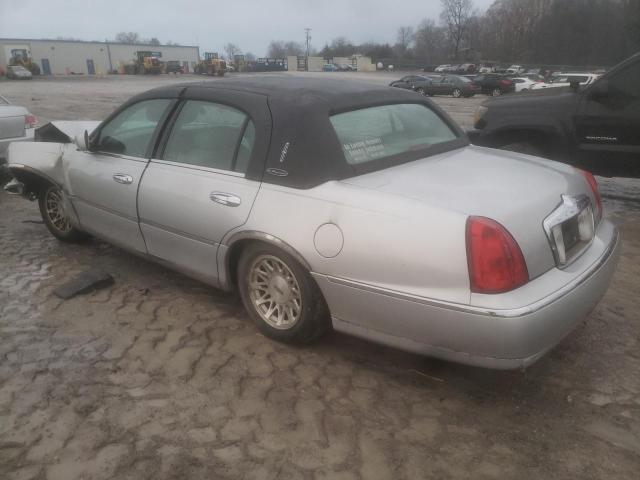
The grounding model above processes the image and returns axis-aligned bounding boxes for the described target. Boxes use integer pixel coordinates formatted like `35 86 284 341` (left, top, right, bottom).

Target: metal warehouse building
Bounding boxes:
0 38 200 75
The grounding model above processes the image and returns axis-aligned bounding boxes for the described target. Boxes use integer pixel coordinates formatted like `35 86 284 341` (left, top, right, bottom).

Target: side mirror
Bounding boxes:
74 130 89 151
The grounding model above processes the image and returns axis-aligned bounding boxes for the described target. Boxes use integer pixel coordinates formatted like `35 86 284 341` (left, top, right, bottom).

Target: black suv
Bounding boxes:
469 52 640 177
472 74 515 96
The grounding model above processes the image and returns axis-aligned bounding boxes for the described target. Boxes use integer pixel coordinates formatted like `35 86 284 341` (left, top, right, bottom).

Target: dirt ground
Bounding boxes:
0 74 639 480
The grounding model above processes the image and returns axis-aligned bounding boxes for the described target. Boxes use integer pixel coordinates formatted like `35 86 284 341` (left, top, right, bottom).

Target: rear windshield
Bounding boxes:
330 104 458 165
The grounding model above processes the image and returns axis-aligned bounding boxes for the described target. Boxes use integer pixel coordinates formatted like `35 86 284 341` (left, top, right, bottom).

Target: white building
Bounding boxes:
0 38 200 75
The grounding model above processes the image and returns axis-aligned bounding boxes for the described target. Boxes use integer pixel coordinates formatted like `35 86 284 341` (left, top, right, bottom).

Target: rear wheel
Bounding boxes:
238 243 330 344
452 88 462 98
38 185 87 242
415 87 426 96
491 87 502 97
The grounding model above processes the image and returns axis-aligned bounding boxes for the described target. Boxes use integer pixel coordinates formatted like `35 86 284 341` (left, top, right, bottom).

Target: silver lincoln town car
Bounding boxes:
5 77 620 369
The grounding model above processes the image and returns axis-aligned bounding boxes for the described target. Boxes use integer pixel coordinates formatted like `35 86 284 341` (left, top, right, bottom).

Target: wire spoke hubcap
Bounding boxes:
249 255 302 330
45 188 71 233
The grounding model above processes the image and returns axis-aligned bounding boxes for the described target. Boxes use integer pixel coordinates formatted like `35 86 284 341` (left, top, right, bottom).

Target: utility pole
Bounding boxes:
304 28 311 71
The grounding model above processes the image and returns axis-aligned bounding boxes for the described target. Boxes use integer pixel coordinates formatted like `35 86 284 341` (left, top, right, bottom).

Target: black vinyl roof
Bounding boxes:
131 76 469 189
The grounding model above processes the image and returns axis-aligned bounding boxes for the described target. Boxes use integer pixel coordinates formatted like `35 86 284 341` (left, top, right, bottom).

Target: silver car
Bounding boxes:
0 94 36 174
5 78 620 369
5 65 33 80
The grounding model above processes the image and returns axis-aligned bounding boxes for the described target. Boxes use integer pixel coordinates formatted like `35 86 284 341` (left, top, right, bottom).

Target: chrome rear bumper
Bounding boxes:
313 220 620 369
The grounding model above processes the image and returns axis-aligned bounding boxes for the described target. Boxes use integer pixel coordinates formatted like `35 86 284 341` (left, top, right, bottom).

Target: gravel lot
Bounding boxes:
1 74 639 480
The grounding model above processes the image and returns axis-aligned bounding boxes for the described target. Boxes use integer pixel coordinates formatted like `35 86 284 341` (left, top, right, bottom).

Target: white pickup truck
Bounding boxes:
531 73 600 91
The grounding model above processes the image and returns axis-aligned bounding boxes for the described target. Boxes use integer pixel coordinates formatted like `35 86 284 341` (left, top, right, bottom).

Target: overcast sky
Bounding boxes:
0 0 495 56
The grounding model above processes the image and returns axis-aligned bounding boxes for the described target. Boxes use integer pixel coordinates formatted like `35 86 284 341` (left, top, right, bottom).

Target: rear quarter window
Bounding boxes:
330 104 458 165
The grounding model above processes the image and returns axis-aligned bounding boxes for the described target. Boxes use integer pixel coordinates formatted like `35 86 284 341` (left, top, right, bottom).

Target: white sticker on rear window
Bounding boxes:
343 137 386 163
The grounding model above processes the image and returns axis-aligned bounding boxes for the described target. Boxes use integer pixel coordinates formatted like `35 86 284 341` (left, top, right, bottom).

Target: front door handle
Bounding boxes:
113 173 133 185
210 192 241 207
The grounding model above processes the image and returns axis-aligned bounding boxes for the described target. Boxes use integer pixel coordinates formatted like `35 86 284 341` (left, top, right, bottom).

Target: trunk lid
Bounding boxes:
341 145 594 278
0 106 27 140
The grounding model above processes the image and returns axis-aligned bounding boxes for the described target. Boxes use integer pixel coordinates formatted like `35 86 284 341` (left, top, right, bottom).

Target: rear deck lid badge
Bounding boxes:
266 168 289 177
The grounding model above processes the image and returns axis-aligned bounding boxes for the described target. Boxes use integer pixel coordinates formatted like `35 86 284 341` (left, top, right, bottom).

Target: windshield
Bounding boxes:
330 103 458 166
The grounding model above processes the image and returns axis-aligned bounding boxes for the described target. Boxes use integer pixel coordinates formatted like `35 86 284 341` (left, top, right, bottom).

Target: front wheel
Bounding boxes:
452 88 462 98
415 87 426 96
38 185 87 242
491 87 502 97
238 243 330 344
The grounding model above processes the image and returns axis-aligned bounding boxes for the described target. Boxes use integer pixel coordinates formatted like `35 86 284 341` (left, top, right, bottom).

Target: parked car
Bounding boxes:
434 64 451 72
455 63 477 74
322 64 339 72
4 77 619 369
510 77 539 92
506 64 525 75
426 75 480 97
336 64 355 71
472 74 515 96
531 73 600 91
0 94 36 177
6 65 33 80
165 61 184 74
389 75 433 93
469 52 640 177
391 75 479 97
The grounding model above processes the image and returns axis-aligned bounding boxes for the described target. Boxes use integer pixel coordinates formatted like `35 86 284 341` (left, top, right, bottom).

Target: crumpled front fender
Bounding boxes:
7 141 66 187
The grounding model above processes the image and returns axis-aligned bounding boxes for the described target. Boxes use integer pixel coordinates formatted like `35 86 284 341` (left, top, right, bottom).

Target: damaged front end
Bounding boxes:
4 177 27 196
3 120 100 200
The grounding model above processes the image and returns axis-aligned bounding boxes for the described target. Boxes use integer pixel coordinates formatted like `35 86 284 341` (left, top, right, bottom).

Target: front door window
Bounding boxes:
96 99 171 157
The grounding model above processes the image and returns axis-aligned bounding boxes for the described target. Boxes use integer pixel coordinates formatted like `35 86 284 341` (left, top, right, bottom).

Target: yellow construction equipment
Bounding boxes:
135 51 164 74
194 52 226 76
8 49 40 75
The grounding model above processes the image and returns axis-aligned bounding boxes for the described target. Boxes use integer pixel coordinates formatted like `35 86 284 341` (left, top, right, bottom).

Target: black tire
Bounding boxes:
238 242 330 344
415 87 426 96
491 87 502 97
501 142 545 158
452 88 462 98
38 185 87 243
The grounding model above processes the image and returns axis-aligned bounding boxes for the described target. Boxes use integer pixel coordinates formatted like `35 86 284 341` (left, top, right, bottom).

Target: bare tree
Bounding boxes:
440 0 473 59
148 37 161 46
395 26 415 57
115 32 140 44
223 43 241 61
414 19 448 63
267 41 304 58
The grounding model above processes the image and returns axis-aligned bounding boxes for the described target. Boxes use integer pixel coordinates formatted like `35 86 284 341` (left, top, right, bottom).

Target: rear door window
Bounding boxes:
330 104 458 165
162 100 254 174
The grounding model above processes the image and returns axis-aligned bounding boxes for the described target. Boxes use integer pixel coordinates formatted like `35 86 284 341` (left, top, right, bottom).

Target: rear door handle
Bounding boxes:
210 192 241 207
113 173 133 185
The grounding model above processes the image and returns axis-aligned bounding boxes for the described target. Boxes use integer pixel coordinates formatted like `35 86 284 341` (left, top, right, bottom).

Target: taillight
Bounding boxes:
466 217 529 294
579 169 602 220
25 113 37 129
